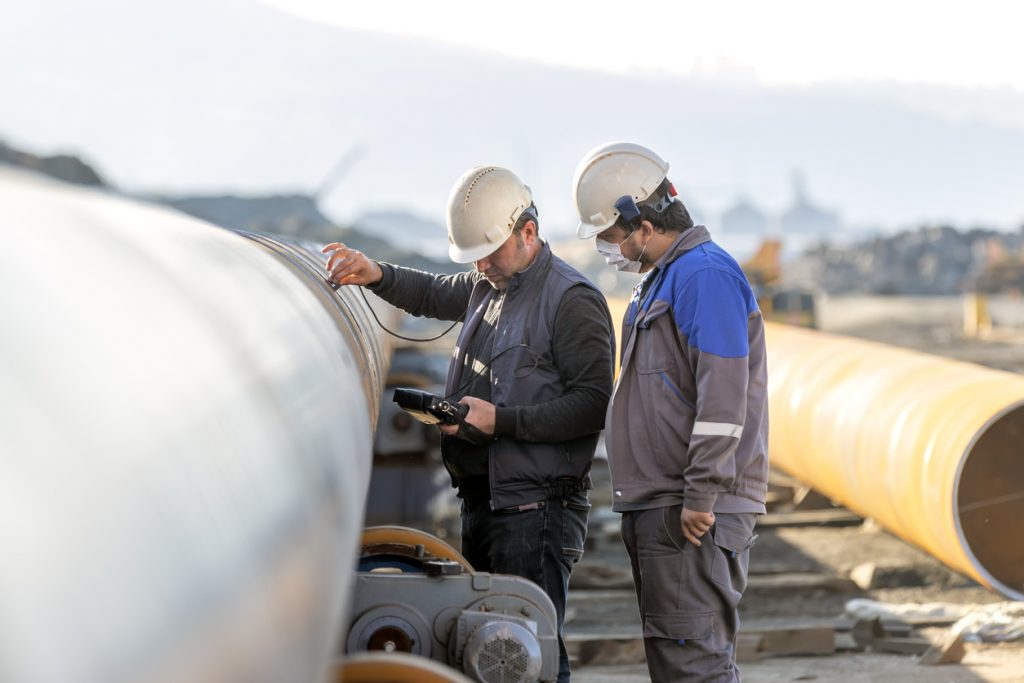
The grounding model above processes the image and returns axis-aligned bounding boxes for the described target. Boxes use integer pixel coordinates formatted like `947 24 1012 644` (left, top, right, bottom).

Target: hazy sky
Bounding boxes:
2 0 1023 237
263 0 1024 90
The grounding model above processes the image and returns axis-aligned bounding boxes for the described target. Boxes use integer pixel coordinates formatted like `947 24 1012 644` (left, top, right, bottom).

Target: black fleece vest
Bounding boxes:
444 243 601 510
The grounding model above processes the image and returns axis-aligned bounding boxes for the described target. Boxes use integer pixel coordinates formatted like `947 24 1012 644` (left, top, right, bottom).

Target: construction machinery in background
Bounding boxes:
963 237 1024 342
367 344 461 539
742 238 818 328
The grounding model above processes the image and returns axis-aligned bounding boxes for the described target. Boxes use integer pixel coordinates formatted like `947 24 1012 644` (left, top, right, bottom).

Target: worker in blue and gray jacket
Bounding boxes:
573 142 769 683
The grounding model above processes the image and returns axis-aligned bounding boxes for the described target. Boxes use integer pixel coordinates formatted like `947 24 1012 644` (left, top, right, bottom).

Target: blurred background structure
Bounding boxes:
3 1 1024 681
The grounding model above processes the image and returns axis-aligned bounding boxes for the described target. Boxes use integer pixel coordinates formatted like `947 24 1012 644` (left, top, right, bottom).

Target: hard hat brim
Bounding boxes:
576 219 613 240
449 240 503 264
572 141 670 240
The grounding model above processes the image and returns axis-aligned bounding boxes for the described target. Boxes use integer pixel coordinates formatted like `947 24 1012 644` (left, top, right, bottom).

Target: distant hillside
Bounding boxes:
0 140 107 187
160 193 460 274
352 210 449 259
158 194 334 238
0 137 457 273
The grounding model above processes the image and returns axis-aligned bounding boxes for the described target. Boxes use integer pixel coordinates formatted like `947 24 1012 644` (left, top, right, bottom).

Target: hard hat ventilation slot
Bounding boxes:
463 168 496 209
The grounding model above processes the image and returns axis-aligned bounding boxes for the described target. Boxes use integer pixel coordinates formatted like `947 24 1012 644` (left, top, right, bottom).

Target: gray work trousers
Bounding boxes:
621 505 757 683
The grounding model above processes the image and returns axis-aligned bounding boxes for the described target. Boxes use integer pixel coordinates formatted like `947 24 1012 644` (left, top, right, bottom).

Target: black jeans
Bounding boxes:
461 491 590 683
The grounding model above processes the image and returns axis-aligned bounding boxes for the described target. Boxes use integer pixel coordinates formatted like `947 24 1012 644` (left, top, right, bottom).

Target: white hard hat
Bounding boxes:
572 142 670 238
446 166 533 264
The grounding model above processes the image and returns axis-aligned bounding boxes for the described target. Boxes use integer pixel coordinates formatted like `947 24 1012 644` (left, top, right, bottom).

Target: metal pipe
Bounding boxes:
0 168 391 682
765 322 1024 600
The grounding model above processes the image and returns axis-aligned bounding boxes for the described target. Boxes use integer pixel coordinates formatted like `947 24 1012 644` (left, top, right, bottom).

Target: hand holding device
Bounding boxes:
392 388 469 426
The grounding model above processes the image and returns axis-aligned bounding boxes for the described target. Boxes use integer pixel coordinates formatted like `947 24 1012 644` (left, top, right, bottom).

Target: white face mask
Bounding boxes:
596 235 647 273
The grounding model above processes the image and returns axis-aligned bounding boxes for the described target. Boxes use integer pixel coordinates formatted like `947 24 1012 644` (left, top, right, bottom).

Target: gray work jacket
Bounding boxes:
607 226 769 514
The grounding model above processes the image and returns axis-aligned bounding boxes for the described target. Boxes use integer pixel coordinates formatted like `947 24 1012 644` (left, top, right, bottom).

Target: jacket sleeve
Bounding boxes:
493 285 615 442
367 262 481 321
674 267 757 512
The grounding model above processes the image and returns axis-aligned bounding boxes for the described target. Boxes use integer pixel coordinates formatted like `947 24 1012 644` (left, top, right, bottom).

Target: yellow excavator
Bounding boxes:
742 238 816 328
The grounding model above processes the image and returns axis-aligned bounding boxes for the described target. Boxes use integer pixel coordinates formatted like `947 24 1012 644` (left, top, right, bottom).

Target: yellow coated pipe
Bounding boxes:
765 322 1024 599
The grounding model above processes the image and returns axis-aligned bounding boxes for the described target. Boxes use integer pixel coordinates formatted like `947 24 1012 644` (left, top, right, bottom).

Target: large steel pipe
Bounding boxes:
0 169 390 682
766 322 1024 600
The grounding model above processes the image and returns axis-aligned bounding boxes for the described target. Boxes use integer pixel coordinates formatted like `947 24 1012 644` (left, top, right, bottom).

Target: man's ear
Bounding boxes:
521 220 538 244
638 219 656 236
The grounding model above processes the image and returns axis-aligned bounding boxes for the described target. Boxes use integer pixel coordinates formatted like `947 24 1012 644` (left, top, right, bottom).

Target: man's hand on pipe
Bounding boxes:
322 243 383 286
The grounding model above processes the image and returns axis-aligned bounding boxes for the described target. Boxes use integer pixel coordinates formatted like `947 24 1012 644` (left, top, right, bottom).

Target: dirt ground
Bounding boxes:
569 493 1024 681
573 646 1024 683
570 295 1024 682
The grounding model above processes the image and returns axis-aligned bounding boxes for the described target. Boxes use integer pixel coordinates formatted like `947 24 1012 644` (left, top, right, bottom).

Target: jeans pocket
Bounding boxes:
560 495 590 566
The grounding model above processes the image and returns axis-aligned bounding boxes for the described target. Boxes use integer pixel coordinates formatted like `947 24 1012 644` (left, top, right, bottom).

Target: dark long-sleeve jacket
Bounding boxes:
370 241 615 508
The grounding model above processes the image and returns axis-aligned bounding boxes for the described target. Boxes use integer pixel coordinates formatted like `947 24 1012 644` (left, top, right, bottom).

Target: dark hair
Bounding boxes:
512 202 540 236
615 179 693 234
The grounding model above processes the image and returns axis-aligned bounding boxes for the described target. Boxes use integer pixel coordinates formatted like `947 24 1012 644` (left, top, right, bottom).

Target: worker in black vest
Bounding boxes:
324 165 615 682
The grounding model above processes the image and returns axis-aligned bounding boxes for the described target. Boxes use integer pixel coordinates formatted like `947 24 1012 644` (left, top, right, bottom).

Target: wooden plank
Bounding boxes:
919 630 966 665
569 562 633 590
747 572 860 594
748 561 823 575
756 509 864 528
872 637 932 655
566 619 840 663
880 622 913 637
754 625 836 656
737 620 841 657
567 635 646 666
736 634 763 663
572 565 858 592
566 589 638 602
883 614 961 627
849 562 879 590
848 562 929 589
834 632 860 651
837 613 961 629
792 486 836 511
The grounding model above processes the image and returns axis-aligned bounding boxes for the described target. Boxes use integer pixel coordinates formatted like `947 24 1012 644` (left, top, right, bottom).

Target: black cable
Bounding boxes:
259 238 461 342
331 281 463 342
356 284 460 339
330 275 551 396
442 343 553 401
